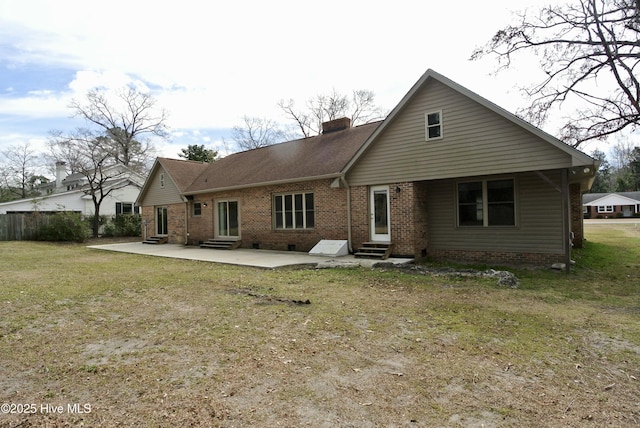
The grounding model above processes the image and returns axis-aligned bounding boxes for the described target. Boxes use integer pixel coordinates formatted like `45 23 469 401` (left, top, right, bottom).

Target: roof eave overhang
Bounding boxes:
183 173 343 196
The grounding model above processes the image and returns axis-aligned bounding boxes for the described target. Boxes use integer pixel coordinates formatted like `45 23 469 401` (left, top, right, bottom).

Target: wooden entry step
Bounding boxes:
142 236 168 245
354 242 394 260
200 239 242 250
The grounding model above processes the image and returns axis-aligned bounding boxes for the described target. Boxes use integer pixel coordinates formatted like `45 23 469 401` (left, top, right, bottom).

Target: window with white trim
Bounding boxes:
273 192 314 229
425 110 442 140
597 205 614 213
115 202 139 216
458 179 515 227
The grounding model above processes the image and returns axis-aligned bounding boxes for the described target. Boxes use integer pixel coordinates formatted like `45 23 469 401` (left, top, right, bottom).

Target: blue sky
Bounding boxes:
1 0 574 175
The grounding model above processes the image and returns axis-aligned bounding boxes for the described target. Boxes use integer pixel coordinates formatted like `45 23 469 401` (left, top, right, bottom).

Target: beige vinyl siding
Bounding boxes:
427 171 564 254
138 166 184 206
347 79 572 186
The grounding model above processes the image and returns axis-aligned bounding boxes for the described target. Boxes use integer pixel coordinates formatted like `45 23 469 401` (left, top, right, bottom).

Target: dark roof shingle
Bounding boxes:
185 121 381 194
158 157 209 192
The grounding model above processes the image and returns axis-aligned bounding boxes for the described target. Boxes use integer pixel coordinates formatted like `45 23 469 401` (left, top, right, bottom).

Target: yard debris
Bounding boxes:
229 288 311 305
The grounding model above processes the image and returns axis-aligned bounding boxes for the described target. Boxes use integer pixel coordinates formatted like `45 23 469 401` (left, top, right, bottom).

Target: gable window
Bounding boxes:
160 173 165 188
425 110 442 140
597 205 614 213
193 202 202 216
458 179 515 227
273 192 314 229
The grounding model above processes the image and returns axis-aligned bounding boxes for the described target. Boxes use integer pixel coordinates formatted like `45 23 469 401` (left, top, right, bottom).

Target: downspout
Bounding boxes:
536 170 571 273
561 169 571 274
341 176 353 253
184 198 189 246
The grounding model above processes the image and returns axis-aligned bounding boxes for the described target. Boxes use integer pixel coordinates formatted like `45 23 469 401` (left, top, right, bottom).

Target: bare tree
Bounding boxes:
67 86 168 171
49 130 129 238
610 138 637 169
471 0 640 146
0 142 45 200
226 116 292 151
278 89 386 138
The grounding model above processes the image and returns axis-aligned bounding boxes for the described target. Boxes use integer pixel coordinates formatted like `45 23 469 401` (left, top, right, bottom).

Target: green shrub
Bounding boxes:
36 212 90 243
102 214 141 237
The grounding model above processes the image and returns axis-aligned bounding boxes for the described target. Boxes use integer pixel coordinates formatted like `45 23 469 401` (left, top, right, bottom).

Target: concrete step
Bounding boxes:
200 239 241 250
142 236 168 245
355 242 394 260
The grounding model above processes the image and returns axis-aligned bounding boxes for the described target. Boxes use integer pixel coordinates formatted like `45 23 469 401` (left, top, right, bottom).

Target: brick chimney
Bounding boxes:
322 117 351 134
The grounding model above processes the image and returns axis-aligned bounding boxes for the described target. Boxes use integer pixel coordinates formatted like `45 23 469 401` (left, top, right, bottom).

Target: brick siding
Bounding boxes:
187 179 349 252
350 182 429 258
570 183 584 249
140 203 187 244
143 177 579 267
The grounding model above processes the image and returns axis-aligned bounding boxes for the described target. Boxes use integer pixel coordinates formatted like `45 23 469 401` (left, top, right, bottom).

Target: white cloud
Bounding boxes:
0 0 595 156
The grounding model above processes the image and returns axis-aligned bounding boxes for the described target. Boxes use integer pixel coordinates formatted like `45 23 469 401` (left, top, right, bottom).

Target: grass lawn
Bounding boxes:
0 223 639 427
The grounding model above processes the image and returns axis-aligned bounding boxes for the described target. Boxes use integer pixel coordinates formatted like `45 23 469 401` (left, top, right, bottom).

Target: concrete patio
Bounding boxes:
87 242 414 269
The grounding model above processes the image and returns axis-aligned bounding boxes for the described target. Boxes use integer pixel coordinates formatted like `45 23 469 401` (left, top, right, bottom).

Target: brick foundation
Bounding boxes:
427 248 564 267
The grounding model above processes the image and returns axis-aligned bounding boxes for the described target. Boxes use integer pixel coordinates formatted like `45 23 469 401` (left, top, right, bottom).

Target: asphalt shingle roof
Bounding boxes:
184 121 382 194
157 157 210 192
583 191 640 203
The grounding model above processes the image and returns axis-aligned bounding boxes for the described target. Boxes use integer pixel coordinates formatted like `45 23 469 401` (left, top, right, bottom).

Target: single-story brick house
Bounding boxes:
583 192 640 218
137 69 598 266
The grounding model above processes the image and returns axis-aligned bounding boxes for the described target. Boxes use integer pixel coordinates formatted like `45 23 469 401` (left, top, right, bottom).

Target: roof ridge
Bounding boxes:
224 120 385 157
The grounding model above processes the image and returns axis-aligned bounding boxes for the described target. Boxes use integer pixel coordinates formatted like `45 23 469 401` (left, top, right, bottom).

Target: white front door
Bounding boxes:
370 186 391 242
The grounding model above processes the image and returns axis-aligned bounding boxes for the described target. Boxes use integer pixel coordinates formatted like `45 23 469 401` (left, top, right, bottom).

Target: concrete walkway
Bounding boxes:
87 242 414 269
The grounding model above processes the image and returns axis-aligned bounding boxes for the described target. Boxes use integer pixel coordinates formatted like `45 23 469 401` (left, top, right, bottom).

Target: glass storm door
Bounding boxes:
156 207 168 236
217 200 239 238
370 186 391 241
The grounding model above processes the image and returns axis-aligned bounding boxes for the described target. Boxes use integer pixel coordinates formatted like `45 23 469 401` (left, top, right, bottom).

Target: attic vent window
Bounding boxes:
425 110 442 140
160 173 165 188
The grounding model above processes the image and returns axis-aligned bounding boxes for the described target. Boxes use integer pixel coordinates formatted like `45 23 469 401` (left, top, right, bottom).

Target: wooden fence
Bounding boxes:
0 213 52 241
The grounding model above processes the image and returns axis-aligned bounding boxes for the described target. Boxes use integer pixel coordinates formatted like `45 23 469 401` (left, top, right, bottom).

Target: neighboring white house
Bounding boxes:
0 162 145 215
583 192 640 218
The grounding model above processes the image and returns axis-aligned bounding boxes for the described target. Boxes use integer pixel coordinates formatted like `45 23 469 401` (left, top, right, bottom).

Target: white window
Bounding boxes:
273 192 315 229
115 202 138 215
425 110 443 140
160 173 165 188
597 205 614 213
458 179 515 227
